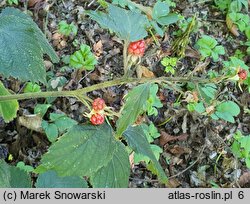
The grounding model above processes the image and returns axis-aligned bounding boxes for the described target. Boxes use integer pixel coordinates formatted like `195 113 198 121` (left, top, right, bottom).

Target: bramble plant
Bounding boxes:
58 20 78 37
0 1 249 188
7 0 18 5
161 57 177 74
195 35 225 61
231 131 250 169
69 44 97 70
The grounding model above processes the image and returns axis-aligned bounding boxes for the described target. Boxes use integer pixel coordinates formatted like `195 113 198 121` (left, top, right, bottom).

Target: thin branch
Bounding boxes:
0 76 214 102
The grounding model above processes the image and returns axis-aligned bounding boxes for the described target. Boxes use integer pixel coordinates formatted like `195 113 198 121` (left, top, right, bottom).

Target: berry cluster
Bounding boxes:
128 40 145 57
89 98 106 125
238 68 248 80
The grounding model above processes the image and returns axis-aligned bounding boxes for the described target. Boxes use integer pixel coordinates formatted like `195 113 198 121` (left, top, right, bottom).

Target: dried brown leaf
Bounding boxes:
18 115 43 133
169 145 191 155
136 66 155 78
28 0 44 7
93 40 103 57
239 172 250 186
160 131 188 146
226 15 240 37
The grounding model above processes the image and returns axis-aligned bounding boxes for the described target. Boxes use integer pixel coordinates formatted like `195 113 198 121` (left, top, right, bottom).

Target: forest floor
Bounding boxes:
0 0 250 188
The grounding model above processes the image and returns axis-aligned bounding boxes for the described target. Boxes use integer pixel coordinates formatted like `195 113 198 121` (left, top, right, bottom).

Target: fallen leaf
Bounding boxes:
160 131 188 146
165 178 181 188
239 172 250 186
93 40 103 57
129 152 135 168
169 145 191 155
18 115 43 133
136 66 155 78
28 0 44 7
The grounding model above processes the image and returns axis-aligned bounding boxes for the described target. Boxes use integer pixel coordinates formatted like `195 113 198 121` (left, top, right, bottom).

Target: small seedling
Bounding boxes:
161 57 177 74
58 21 78 37
195 35 225 61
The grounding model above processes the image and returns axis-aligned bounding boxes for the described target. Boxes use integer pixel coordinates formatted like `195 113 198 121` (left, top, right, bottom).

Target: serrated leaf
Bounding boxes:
49 113 78 133
152 2 170 20
35 123 117 177
116 83 150 136
69 44 97 70
0 81 19 122
0 160 32 188
36 170 88 188
87 4 149 41
0 8 59 84
123 125 168 183
90 142 130 187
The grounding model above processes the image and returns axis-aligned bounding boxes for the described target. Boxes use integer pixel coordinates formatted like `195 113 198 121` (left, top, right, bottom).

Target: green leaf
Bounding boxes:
199 83 217 103
87 4 149 41
134 144 162 164
23 82 41 93
35 123 117 177
0 160 32 188
70 44 97 70
150 20 164 37
240 136 250 153
36 170 88 188
152 2 170 20
195 102 206 113
49 113 78 133
90 141 130 187
54 117 78 133
123 125 168 183
214 101 240 123
42 121 59 143
155 13 179 26
16 161 34 173
34 104 51 118
0 82 19 122
116 83 150 136
216 101 240 116
0 8 59 84
215 111 235 123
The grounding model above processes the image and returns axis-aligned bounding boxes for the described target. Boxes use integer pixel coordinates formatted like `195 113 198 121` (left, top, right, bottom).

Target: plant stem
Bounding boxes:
0 77 213 102
123 40 129 75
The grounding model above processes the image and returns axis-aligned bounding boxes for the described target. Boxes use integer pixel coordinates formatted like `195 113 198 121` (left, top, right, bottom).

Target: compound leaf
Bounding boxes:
0 82 19 122
35 123 117 177
90 141 130 188
123 125 168 183
87 4 149 42
116 83 150 136
0 8 59 84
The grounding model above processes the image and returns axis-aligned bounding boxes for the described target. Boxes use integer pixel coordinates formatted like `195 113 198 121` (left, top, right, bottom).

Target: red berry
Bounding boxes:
92 98 106 111
128 40 145 57
90 113 105 125
238 69 248 80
